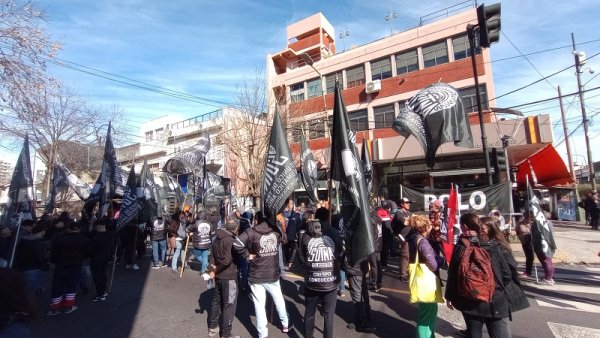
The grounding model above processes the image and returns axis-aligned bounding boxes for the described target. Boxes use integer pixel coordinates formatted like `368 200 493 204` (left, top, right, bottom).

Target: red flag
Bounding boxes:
442 184 458 262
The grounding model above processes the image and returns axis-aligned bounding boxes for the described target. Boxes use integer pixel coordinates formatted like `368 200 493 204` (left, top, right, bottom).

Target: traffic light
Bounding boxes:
477 3 501 48
490 148 507 183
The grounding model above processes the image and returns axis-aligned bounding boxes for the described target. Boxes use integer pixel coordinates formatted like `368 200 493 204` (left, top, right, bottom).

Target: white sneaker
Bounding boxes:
202 273 210 281
132 264 140 271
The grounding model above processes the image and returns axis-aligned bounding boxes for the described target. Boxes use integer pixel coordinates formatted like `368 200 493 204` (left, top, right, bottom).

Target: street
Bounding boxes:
30 223 600 338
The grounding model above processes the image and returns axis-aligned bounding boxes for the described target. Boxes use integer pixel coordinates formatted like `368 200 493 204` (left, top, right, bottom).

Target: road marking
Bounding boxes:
379 287 409 295
536 296 600 313
522 281 600 295
548 322 600 338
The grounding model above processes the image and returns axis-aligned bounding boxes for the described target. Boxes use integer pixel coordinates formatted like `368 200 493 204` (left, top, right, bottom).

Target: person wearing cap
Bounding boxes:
207 217 242 338
14 223 49 296
233 211 289 338
392 197 413 282
47 221 91 315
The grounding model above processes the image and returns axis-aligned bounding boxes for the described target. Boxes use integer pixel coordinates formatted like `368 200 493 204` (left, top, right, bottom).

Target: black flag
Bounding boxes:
330 83 374 266
526 178 557 258
392 82 473 167
2 135 35 228
261 111 298 222
116 165 141 231
44 164 67 214
55 156 92 200
361 141 373 194
163 135 211 174
300 132 319 204
139 160 161 222
83 122 123 220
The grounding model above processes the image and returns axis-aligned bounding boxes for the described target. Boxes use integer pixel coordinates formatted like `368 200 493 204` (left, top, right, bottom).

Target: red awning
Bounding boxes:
515 144 575 187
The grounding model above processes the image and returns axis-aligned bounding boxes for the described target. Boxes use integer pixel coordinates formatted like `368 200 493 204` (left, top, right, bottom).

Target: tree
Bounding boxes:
0 0 61 119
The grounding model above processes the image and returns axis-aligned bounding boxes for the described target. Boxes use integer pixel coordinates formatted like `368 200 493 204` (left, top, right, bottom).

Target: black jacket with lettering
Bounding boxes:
298 223 342 292
234 221 281 283
186 219 213 250
149 219 166 241
209 228 238 280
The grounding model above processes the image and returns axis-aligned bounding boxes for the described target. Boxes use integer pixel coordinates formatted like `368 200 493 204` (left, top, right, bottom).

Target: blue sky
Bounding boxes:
3 0 600 167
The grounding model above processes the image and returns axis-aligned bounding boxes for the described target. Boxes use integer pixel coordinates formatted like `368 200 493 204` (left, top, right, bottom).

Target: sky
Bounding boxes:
2 0 600 169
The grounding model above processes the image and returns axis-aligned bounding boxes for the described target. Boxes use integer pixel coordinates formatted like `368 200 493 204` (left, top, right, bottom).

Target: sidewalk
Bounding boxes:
510 220 600 265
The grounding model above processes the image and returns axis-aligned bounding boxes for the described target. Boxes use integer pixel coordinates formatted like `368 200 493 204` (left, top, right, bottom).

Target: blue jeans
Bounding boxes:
192 248 210 273
22 269 47 296
250 280 289 338
171 240 185 270
339 270 346 291
151 239 167 265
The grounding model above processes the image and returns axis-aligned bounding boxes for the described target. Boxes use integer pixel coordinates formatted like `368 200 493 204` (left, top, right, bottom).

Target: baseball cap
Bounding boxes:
400 197 412 204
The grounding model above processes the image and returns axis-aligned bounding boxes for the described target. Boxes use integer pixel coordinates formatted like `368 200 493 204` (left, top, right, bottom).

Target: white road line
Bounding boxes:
522 281 600 295
548 322 600 338
536 296 600 313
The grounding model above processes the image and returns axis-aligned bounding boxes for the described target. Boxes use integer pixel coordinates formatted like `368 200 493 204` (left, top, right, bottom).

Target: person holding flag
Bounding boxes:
527 179 557 285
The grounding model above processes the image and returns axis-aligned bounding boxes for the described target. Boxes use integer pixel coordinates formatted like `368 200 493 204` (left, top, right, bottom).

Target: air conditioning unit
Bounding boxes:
365 80 381 94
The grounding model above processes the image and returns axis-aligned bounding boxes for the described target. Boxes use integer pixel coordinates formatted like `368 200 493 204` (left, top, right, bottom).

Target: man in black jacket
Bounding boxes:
207 218 241 338
89 220 115 301
234 211 289 338
392 198 413 282
15 223 49 296
149 216 167 269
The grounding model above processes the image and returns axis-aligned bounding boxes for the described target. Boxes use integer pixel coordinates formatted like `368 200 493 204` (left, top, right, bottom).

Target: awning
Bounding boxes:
514 144 575 187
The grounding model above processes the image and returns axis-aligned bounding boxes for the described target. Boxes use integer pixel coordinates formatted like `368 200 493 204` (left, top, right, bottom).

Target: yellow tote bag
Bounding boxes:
409 239 444 303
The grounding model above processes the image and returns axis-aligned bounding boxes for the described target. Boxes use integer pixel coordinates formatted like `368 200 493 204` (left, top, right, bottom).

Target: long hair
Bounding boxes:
480 216 512 252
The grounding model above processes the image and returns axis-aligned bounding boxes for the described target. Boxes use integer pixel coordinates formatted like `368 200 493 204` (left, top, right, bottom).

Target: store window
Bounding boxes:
290 82 305 102
395 49 419 75
423 40 449 68
307 78 323 99
371 57 392 81
373 104 396 128
349 109 369 131
452 34 480 60
346 65 365 88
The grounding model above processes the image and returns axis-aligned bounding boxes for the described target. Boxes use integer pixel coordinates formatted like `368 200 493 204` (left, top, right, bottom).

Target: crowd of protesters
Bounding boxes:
0 193 551 338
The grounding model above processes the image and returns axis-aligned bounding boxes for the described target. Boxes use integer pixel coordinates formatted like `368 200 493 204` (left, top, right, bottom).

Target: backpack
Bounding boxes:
457 238 495 303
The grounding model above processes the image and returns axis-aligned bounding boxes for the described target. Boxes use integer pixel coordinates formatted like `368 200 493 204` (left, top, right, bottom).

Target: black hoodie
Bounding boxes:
298 221 342 292
209 228 238 280
234 221 281 283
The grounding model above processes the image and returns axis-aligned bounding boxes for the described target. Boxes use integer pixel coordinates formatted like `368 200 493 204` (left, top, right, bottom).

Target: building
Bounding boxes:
0 160 12 188
266 6 573 203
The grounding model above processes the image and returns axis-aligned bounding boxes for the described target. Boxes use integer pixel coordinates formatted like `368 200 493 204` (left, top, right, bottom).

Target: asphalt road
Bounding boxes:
29 247 600 338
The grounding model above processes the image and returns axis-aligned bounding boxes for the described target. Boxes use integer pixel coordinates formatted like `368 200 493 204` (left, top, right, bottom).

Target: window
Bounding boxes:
346 65 365 88
145 131 153 142
349 109 368 131
308 118 326 139
423 41 449 68
154 128 163 139
395 49 419 75
307 78 323 99
373 104 396 128
325 71 343 94
398 100 408 111
371 57 392 81
459 85 488 112
291 122 305 143
290 82 305 102
452 34 480 60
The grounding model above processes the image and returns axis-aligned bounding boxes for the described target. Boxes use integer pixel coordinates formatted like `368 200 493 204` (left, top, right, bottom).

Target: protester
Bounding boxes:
47 221 91 315
284 203 301 268
515 217 534 277
377 203 393 270
186 211 214 278
234 211 289 338
14 223 49 296
392 197 413 282
428 201 443 256
0 226 13 268
445 213 514 338
238 210 254 293
298 220 342 338
343 254 375 333
368 208 384 292
168 211 188 273
531 217 556 285
149 216 167 269
89 220 115 302
488 209 509 234
0 268 37 338
408 215 443 338
207 218 241 338
118 223 139 271
590 190 600 230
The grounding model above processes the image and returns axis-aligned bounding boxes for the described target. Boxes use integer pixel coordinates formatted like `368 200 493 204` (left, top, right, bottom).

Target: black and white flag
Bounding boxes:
261 111 298 222
116 165 141 231
44 163 67 214
527 177 557 258
361 141 373 194
392 82 473 167
55 156 92 201
300 132 319 204
330 83 374 266
203 171 222 204
2 135 35 228
163 135 211 174
139 160 161 222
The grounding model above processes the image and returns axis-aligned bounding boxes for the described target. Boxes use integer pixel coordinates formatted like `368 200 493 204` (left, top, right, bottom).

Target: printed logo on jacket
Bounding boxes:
307 236 336 283
259 233 278 256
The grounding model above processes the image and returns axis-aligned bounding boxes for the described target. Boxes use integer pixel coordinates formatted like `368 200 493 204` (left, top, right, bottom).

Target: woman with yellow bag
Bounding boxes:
408 215 445 338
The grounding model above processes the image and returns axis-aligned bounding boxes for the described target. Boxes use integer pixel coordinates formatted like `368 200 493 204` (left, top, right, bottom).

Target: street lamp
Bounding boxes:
338 30 350 52
385 10 398 36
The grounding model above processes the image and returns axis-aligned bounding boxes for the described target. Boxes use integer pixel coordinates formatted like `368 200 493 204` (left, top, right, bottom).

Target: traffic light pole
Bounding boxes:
467 24 493 186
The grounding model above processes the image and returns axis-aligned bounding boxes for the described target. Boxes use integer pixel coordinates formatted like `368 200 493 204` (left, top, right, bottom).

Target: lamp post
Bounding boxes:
385 10 398 36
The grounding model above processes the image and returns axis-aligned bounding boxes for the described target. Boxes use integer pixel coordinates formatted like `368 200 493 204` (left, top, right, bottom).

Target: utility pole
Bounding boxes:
572 33 596 190
559 85 583 221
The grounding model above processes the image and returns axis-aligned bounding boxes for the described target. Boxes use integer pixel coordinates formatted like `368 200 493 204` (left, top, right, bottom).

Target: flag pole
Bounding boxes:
8 213 24 268
371 137 408 202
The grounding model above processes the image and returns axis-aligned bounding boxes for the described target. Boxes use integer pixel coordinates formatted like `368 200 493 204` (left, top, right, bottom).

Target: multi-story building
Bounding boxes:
0 160 12 188
266 7 572 202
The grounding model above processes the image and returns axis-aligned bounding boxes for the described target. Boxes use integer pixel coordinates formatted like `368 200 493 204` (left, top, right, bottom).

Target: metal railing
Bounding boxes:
419 0 476 26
